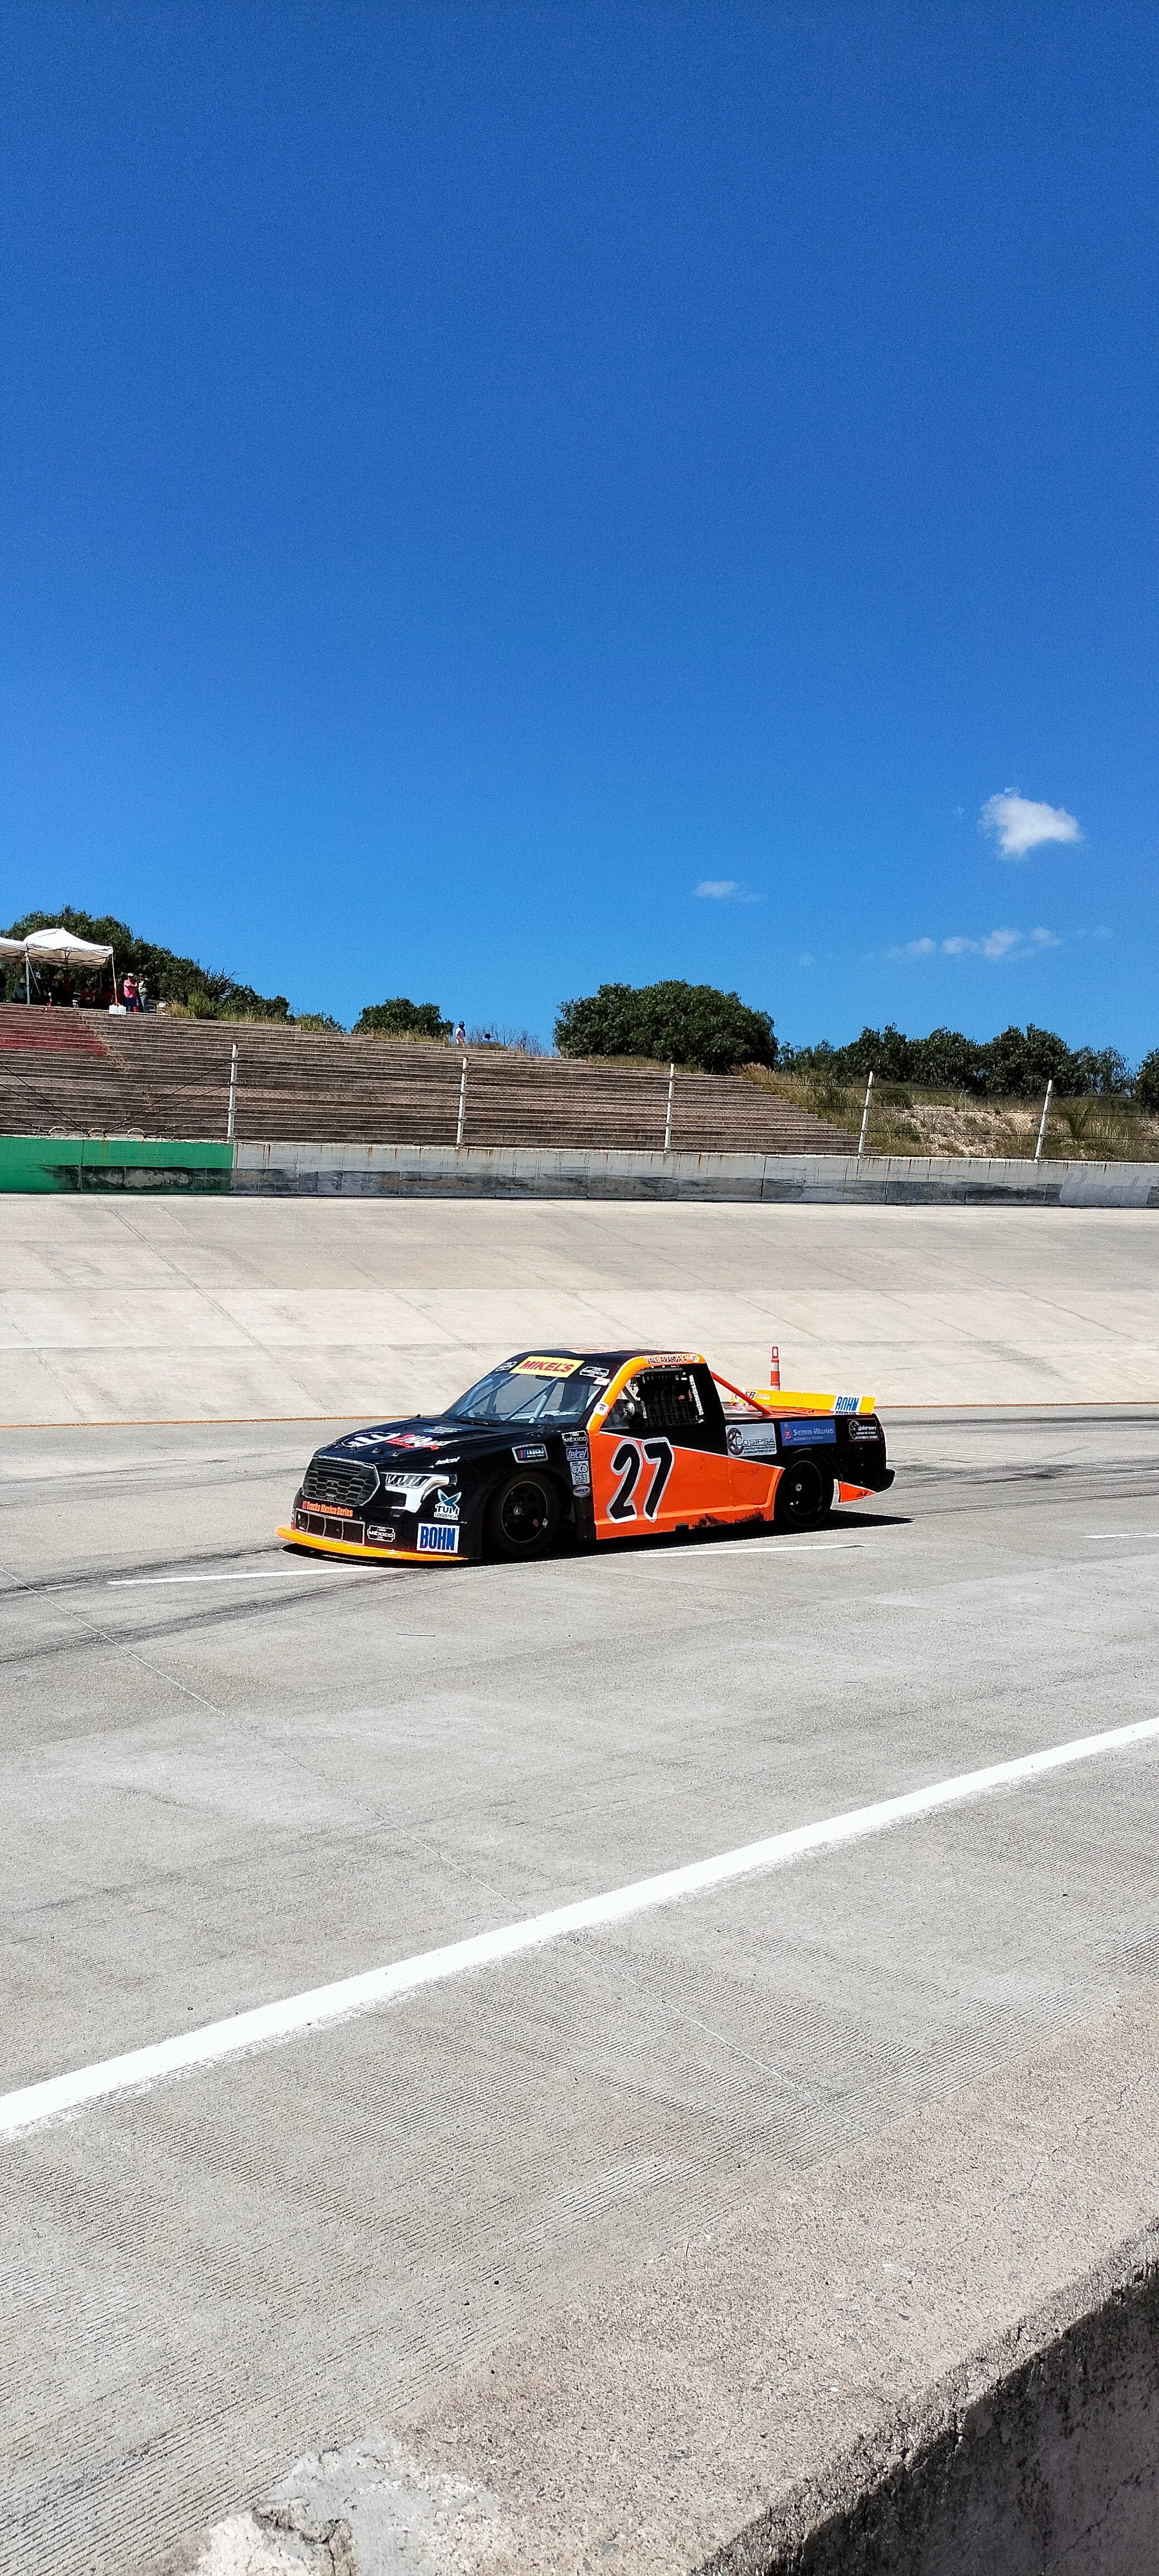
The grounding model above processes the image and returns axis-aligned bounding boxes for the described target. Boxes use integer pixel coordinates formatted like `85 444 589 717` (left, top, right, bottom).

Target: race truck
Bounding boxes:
277 1347 894 1566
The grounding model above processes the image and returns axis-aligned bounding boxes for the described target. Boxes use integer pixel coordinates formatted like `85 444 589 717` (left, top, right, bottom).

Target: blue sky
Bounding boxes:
2 3 1156 1051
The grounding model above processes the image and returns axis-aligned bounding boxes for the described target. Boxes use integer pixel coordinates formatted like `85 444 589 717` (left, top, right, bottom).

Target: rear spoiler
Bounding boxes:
745 1386 877 1417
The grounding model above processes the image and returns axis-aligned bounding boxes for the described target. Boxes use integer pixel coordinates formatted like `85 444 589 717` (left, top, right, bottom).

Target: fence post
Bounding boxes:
1034 1078 1054 1164
857 1069 874 1158
226 1043 238 1143
663 1061 675 1154
456 1052 468 1149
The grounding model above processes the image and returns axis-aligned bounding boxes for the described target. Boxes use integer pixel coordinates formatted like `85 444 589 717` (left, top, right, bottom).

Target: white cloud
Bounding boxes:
979 791 1082 859
696 878 742 899
798 951 815 967
887 926 1061 962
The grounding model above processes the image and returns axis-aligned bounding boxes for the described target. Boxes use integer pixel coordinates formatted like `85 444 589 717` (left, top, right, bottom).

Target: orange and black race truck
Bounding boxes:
278 1348 894 1566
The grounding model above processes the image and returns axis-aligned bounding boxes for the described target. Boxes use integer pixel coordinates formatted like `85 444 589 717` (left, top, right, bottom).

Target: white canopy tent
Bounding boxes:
21 928 115 964
5 926 118 1006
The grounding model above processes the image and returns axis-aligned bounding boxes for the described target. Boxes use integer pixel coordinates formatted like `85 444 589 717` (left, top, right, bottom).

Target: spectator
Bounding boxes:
453 1020 466 1046
122 973 144 1013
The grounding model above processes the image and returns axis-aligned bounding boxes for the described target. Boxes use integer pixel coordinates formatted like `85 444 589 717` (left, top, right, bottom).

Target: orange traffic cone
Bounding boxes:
769 1345 781 1389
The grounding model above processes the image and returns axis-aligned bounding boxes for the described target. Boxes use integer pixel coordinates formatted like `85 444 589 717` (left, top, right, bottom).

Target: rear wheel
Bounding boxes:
484 1471 561 1561
773 1459 833 1533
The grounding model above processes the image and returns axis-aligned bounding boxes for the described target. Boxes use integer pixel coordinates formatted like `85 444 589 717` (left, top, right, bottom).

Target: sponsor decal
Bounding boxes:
728 1425 781 1458
511 1442 549 1463
643 1352 699 1367
433 1493 461 1521
343 1432 388 1451
308 1499 354 1516
834 1394 859 1414
366 1524 397 1545
563 1436 591 1494
417 1522 460 1555
780 1417 837 1446
297 1510 365 1541
511 1355 582 1378
381 1432 442 1449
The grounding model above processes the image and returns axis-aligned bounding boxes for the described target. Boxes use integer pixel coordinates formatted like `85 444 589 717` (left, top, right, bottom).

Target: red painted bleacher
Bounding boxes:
0 1006 109 1057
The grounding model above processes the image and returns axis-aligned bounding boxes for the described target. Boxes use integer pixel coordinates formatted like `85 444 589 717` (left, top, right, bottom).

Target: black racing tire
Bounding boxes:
484 1471 561 1561
773 1458 834 1533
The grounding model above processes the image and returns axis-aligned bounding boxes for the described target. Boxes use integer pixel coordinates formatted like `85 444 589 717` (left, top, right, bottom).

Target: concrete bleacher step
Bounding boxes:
0 1012 857 1154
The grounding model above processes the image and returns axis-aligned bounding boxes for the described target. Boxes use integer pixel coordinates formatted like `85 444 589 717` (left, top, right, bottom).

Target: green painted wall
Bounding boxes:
0 1137 234 1193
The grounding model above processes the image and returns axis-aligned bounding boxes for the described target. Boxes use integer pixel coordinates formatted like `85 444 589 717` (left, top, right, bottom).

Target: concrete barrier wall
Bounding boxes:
232 1140 1159 1207
2 1134 1157 1207
0 1135 232 1192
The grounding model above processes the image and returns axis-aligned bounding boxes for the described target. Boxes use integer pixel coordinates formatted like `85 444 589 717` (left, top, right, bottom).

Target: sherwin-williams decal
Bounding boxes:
511 1356 582 1378
780 1418 837 1445
417 1523 460 1555
511 1443 549 1462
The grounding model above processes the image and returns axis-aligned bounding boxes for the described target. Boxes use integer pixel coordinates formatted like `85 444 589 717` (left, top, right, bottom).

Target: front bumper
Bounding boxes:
276 1523 468 1564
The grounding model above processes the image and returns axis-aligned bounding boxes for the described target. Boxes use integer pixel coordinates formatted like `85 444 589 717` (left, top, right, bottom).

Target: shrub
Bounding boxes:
555 980 776 1075
354 997 451 1041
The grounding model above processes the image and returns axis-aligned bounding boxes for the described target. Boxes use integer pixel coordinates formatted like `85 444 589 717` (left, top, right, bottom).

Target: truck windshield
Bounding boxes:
446 1359 607 1427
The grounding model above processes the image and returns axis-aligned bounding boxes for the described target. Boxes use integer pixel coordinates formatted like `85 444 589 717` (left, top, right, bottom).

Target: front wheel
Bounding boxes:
773 1459 833 1533
484 1471 561 1561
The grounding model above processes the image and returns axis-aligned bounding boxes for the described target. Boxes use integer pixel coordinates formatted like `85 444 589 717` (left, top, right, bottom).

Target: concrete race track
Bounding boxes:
4 1391 1159 2573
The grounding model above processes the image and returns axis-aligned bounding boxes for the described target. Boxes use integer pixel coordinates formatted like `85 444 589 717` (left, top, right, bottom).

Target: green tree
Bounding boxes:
984 1023 1076 1097
555 979 775 1074
354 996 451 1040
783 1021 1127 1100
3 907 290 1018
1135 1049 1159 1111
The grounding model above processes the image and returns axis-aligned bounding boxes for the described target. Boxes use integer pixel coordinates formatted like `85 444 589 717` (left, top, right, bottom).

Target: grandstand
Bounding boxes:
0 1008 856 1153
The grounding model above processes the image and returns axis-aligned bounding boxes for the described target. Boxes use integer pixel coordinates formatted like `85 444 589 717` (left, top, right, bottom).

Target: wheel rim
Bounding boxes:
498 1477 552 1548
779 1460 824 1524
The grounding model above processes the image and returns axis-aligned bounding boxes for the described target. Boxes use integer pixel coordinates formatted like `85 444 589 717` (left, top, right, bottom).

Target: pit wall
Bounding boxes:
0 1136 232 1192
1 1136 1156 1206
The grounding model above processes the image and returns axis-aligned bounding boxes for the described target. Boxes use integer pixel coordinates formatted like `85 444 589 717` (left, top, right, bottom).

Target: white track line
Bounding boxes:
5 1710 1159 2141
